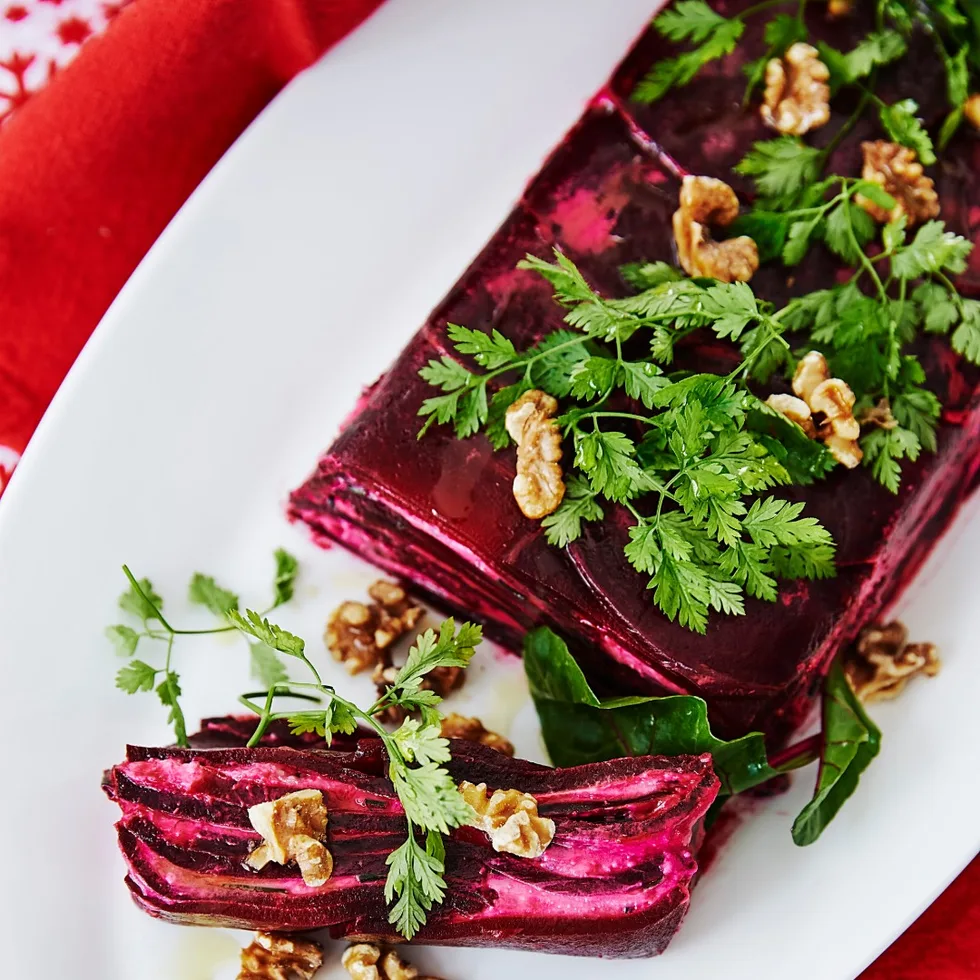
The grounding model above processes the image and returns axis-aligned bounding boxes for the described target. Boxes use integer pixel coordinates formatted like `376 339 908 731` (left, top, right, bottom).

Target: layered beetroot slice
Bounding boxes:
103 719 719 958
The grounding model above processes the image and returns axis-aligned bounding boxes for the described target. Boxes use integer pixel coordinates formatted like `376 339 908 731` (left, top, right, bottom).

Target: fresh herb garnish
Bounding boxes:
109 558 481 940
419 249 836 633
523 626 879 845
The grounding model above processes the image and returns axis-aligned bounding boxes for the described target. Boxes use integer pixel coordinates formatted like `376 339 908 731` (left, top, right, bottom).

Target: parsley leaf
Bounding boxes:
272 548 299 606
735 137 822 203
119 577 164 624
227 609 306 657
249 641 289 688
878 99 936 166
891 221 972 279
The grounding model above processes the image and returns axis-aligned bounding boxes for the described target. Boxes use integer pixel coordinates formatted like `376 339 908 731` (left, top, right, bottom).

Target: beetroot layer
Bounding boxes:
103 719 719 957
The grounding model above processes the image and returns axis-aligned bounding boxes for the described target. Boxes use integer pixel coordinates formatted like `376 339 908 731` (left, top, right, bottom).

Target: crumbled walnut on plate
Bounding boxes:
673 175 759 283
845 621 941 702
857 141 939 225
238 932 323 980
325 580 423 674
504 389 565 519
767 352 863 467
342 943 442 980
441 712 515 755
459 782 555 858
859 397 898 430
761 42 831 136
245 789 332 887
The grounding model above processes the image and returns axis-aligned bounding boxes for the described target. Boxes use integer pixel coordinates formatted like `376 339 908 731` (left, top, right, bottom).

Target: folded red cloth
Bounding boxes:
0 0 974 974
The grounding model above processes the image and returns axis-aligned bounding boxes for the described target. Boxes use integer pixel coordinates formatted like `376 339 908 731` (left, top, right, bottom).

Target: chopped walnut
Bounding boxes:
459 781 555 858
342 943 442 980
857 141 940 225
964 94 980 130
441 713 515 756
246 789 332 887
844 621 941 702
827 0 854 16
761 43 831 136
505 389 565 520
783 351 863 468
673 175 759 283
325 580 423 675
765 393 816 438
238 933 323 980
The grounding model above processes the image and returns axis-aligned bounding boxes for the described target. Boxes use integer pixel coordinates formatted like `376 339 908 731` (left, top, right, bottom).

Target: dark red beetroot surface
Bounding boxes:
290 5 980 740
103 718 719 957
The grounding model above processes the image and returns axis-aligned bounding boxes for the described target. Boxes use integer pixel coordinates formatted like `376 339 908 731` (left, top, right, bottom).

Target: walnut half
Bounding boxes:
342 943 443 980
767 351 863 468
844 621 940 702
441 713 515 756
246 790 332 887
857 141 939 226
459 781 555 858
238 933 323 980
505 389 565 519
761 43 831 136
673 175 759 283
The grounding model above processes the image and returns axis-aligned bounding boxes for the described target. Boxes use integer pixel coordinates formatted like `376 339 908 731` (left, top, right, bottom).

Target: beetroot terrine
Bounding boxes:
290 3 980 740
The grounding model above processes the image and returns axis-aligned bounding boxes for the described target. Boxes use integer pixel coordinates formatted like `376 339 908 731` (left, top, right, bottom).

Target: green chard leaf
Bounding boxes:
523 627 778 794
791 661 881 846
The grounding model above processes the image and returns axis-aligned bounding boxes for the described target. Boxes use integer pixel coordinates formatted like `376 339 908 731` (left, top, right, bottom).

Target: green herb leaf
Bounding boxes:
249 641 289 688
115 659 158 694
734 137 822 202
272 548 299 606
227 609 306 657
385 833 447 941
878 99 936 166
119 577 164 624
393 619 482 694
952 301 980 364
791 661 881 846
541 475 604 547
575 429 643 502
892 221 973 280
445 323 517 369
188 574 239 618
392 717 452 766
106 624 140 657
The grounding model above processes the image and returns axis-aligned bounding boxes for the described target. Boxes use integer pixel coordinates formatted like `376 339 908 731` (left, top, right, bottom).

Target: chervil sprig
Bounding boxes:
231 614 481 940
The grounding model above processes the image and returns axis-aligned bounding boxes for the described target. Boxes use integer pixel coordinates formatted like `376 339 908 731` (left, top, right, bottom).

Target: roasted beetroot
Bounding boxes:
103 718 719 957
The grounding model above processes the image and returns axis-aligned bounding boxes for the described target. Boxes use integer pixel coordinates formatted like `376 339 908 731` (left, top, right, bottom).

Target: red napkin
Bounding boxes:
0 1 975 974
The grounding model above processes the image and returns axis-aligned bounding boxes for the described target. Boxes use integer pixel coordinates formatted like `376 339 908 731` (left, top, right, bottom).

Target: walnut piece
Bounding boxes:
459 781 555 858
858 397 898 430
964 94 980 130
781 351 863 468
238 933 323 980
765 393 816 438
325 580 423 675
246 789 332 887
827 0 854 16
844 621 941 702
440 712 515 756
761 43 831 136
858 141 940 225
342 943 442 980
504 389 565 519
673 175 759 283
